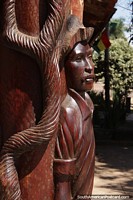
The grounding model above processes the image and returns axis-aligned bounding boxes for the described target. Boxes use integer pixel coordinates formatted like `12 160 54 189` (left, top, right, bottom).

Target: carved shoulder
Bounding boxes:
55 94 82 160
61 94 81 119
60 94 82 136
85 92 94 112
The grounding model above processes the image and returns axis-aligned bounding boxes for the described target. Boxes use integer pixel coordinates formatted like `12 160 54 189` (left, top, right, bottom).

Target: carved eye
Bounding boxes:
87 54 92 59
75 57 82 62
75 55 83 62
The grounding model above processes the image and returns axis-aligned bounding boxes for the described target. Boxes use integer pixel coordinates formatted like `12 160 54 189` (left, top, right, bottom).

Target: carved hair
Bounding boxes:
59 14 94 64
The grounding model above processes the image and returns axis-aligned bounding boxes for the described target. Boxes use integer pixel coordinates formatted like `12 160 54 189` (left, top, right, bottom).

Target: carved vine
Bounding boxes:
0 0 67 199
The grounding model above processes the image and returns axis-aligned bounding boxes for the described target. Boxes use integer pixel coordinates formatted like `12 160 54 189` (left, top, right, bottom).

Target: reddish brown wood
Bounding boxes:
84 0 118 44
71 0 84 21
0 0 68 199
54 30 95 199
0 0 118 199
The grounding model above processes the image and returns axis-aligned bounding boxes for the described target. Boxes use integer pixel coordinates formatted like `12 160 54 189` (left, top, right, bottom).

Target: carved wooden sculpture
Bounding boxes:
54 19 95 200
0 0 118 199
0 0 70 199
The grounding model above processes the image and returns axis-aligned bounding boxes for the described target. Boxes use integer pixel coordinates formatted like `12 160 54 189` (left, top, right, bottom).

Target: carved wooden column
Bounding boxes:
15 2 52 199
71 0 84 21
0 0 70 199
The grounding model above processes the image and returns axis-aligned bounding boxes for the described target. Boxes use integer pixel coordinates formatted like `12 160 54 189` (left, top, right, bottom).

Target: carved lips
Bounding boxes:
81 74 95 84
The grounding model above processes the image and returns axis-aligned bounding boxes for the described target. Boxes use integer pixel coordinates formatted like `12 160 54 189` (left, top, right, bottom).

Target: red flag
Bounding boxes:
94 30 111 52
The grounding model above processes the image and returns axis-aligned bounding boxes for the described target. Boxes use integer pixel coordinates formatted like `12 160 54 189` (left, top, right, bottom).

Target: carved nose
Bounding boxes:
85 60 92 73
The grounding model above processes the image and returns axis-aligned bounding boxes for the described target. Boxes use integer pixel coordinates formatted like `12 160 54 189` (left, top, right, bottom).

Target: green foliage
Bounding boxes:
93 38 133 96
109 18 126 39
93 38 133 128
109 38 133 97
93 51 105 81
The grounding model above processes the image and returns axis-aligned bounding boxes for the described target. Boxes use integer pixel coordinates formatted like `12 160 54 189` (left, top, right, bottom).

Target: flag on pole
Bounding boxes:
93 29 111 53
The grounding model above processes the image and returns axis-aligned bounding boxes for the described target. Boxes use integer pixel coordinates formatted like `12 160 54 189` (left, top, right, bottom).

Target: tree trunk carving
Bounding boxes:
0 0 69 199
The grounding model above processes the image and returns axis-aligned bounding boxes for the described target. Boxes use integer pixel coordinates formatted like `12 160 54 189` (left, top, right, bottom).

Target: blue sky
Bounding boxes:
113 0 132 26
112 0 132 39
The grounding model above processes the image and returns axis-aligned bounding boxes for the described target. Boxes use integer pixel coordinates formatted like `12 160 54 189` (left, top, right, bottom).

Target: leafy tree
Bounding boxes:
93 37 133 128
109 38 133 124
109 38 133 98
109 18 126 39
93 18 128 81
93 18 133 129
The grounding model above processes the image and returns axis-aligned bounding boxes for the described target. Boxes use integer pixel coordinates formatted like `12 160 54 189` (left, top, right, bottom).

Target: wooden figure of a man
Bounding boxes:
54 16 95 200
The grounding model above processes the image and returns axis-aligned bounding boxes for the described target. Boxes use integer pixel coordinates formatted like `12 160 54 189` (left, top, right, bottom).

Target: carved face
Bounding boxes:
65 43 95 93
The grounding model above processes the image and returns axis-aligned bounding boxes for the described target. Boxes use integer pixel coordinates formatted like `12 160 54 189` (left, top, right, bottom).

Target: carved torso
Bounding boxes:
55 89 95 199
